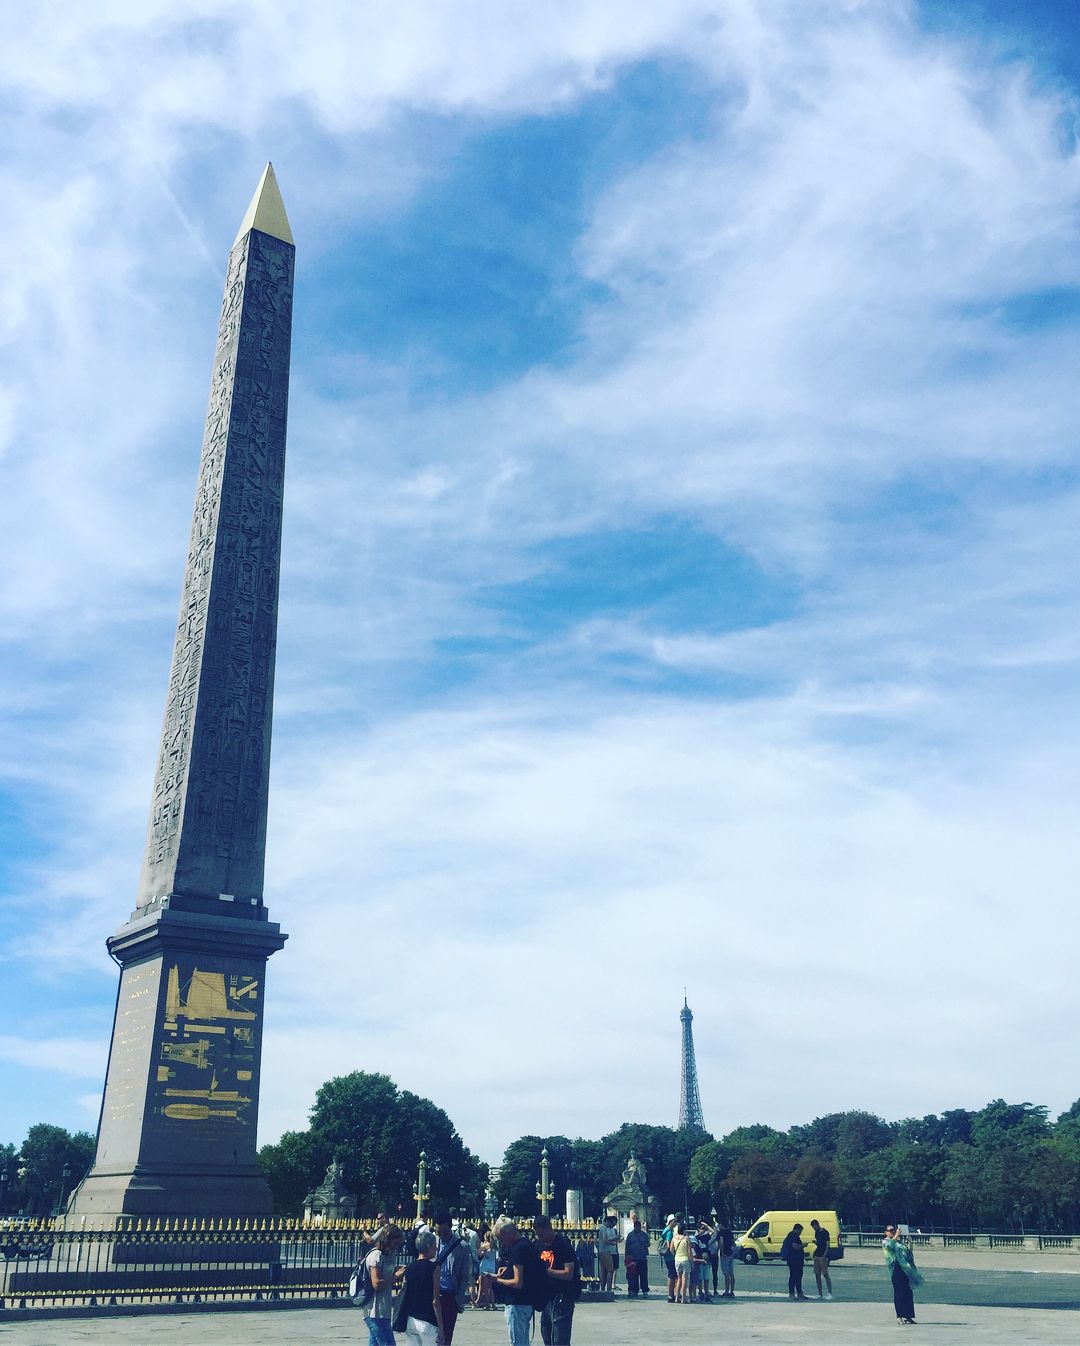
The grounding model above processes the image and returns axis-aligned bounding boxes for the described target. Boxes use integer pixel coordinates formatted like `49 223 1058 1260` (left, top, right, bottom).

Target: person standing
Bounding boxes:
395 1230 445 1346
691 1222 713 1302
717 1219 736 1298
492 1217 539 1346
364 1224 407 1346
671 1222 693 1304
573 1233 595 1282
810 1218 833 1300
534 1213 578 1344
433 1211 472 1343
623 1215 651 1298
882 1224 922 1325
475 1235 498 1309
595 1215 618 1293
780 1223 808 1300
659 1214 678 1302
706 1222 720 1297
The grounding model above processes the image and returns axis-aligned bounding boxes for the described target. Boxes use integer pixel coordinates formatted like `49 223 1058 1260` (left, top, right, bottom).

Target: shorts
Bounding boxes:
675 1259 693 1275
663 1251 676 1276
720 1254 735 1275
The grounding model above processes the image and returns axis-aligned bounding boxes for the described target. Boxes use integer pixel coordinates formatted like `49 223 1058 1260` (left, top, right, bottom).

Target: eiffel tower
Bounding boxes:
679 995 706 1131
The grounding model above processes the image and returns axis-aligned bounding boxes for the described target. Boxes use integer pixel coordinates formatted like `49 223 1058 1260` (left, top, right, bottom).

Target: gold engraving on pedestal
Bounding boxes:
162 1039 211 1069
165 965 257 1021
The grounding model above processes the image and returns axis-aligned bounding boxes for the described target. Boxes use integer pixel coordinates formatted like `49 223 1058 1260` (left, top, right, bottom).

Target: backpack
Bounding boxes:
522 1240 550 1312
348 1253 376 1310
569 1251 584 1302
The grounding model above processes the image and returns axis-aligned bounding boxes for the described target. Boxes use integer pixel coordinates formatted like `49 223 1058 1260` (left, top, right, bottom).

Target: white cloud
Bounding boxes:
3 1 1080 1161
0 1036 107 1081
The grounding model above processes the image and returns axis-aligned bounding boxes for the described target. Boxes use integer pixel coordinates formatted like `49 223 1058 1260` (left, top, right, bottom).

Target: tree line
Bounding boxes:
9 1087 1080 1233
494 1099 1080 1232
688 1099 1080 1232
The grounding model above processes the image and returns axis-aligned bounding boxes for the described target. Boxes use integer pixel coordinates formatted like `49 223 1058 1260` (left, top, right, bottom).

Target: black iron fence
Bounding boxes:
0 1217 606 1312
0 1219 386 1311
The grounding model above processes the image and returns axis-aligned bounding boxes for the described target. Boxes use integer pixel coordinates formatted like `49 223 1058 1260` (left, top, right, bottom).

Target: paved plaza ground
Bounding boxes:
2 1248 1079 1344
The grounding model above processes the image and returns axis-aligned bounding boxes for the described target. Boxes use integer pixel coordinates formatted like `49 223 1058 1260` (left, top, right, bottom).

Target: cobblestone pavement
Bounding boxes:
3 1248 1079 1344
2 1295 1080 1345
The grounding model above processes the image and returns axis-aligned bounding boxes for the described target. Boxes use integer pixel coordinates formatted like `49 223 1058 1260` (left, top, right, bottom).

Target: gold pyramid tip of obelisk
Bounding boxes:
233 162 294 248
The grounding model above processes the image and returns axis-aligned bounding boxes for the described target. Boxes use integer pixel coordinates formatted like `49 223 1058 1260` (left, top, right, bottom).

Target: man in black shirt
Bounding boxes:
534 1213 578 1345
781 1224 808 1300
810 1218 833 1299
493 1217 539 1345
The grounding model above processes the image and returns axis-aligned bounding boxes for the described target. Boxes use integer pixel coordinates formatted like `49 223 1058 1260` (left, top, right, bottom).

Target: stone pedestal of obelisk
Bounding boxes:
69 166 294 1221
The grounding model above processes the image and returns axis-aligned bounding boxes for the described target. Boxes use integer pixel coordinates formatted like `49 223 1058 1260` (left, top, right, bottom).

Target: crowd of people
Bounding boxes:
353 1209 924 1343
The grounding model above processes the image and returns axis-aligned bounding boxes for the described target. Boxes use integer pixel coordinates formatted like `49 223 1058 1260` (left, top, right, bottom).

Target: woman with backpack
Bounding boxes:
362 1224 407 1346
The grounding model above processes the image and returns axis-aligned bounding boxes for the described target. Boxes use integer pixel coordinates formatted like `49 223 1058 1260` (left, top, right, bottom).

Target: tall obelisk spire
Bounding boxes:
138 162 293 913
71 167 293 1221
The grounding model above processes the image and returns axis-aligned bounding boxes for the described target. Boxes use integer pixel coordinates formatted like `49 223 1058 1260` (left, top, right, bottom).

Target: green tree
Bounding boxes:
788 1152 836 1207
16 1124 95 1216
940 1143 985 1228
257 1071 484 1218
834 1111 894 1159
494 1136 574 1216
688 1141 732 1202
722 1149 791 1222
1025 1139 1079 1231
971 1100 1049 1151
0 1142 17 1214
720 1124 786 1156
567 1138 607 1212
257 1129 323 1216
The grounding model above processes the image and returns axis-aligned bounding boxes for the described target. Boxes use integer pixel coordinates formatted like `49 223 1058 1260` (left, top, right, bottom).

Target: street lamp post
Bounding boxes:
412 1152 429 1222
57 1163 71 1217
535 1147 553 1217
458 1184 467 1219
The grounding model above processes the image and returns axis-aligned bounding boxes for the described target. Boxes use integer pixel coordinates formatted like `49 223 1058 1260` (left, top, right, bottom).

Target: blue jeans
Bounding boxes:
367 1317 395 1346
505 1303 533 1344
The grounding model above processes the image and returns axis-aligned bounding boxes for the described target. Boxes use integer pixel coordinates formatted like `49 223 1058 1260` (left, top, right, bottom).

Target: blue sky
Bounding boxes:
2 1 1080 1167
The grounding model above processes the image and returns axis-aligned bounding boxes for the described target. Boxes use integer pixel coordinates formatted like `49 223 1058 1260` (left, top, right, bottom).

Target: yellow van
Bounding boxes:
735 1210 843 1265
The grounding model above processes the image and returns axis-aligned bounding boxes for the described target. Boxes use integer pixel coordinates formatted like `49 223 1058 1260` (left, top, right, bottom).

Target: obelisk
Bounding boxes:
70 166 293 1220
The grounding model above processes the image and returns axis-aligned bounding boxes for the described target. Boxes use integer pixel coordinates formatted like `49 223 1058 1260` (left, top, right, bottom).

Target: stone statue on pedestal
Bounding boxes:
304 1162 358 1224
602 1150 661 1233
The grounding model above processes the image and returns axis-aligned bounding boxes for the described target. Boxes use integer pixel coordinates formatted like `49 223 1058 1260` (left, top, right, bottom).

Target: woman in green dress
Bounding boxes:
882 1224 923 1324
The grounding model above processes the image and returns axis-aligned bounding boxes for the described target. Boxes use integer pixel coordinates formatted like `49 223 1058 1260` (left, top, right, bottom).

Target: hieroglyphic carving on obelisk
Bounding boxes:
70 166 293 1220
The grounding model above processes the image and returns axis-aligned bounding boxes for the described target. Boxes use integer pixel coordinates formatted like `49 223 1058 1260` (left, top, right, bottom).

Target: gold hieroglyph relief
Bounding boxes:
153 964 260 1127
163 965 258 1028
